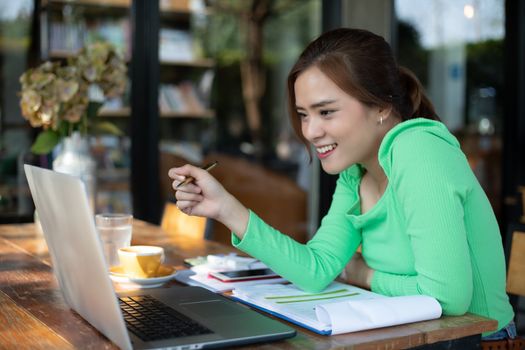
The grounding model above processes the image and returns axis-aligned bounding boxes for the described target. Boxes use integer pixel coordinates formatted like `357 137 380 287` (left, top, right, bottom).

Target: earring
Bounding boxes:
378 116 383 125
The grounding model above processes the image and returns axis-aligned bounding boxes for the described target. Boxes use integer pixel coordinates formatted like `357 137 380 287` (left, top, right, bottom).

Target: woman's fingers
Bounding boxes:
175 200 197 214
168 164 206 181
175 190 203 202
169 164 209 192
175 199 197 209
171 180 201 193
168 170 185 181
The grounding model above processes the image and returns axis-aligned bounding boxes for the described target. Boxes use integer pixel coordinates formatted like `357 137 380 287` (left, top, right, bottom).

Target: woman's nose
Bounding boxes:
302 117 324 142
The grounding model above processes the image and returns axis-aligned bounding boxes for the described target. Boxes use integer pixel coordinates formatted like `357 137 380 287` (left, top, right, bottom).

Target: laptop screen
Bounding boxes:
24 164 132 350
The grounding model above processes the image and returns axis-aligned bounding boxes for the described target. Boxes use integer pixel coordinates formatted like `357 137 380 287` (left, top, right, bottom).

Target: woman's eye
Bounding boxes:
320 109 335 117
297 111 307 119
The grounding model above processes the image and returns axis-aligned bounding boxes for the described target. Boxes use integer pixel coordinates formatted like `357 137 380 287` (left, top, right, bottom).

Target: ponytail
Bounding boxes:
397 66 440 121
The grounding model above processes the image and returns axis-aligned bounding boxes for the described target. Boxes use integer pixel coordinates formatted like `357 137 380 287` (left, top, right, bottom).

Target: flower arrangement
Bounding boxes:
19 41 127 154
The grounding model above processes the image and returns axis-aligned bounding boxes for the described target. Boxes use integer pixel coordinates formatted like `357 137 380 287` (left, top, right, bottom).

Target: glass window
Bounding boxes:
396 0 505 219
0 1 34 223
187 0 321 243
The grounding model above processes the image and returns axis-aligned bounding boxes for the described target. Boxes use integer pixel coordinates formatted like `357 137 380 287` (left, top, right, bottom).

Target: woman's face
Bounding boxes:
295 66 383 174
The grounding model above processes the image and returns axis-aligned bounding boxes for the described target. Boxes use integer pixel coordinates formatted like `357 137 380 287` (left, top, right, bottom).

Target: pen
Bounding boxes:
175 161 218 189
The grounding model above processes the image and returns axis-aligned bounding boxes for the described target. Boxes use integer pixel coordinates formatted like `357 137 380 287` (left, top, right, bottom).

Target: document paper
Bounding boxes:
232 282 442 335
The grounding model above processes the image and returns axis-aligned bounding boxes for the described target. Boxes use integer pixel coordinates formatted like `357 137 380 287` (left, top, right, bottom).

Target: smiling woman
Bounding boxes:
168 27 515 341
294 66 386 175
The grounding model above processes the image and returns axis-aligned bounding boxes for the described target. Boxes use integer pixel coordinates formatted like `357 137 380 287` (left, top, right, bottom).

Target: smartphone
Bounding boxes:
208 268 279 282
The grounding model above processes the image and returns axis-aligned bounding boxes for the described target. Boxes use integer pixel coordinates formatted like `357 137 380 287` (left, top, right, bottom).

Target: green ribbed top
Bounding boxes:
232 118 513 333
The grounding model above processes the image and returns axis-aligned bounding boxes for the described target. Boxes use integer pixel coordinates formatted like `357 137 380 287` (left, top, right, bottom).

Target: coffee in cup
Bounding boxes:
117 245 164 278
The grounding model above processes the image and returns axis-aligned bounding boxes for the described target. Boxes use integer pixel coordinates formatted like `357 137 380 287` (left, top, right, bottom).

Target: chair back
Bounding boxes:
161 201 207 239
483 231 525 350
506 231 525 297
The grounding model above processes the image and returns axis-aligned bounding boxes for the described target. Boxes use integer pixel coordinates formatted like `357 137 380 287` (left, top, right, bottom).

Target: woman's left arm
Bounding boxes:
372 132 474 315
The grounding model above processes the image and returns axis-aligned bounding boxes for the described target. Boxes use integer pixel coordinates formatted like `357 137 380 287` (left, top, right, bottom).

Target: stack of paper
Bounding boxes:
174 254 286 292
174 269 287 293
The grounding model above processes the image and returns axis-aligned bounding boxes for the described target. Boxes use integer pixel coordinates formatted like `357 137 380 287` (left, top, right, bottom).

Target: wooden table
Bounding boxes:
0 221 497 349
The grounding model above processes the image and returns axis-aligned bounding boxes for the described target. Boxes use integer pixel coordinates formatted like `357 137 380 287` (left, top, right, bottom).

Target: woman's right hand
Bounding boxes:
168 164 250 237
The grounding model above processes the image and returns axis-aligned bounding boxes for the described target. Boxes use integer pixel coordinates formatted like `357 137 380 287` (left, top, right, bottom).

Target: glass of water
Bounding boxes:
95 213 133 268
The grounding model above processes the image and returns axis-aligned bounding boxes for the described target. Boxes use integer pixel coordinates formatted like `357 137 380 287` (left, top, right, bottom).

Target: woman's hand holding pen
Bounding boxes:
169 163 222 217
168 164 250 238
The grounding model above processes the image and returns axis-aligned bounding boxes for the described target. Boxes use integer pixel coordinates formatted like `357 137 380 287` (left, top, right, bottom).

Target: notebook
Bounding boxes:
232 282 442 335
24 164 296 350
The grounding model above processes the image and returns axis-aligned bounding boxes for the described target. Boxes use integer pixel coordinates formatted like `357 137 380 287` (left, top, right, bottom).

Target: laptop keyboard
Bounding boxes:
119 295 213 342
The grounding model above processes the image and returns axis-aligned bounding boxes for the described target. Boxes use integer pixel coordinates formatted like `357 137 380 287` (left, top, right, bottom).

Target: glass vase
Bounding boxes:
52 131 97 213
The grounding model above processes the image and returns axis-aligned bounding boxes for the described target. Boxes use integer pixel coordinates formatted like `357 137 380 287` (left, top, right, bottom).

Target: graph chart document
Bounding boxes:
232 282 442 335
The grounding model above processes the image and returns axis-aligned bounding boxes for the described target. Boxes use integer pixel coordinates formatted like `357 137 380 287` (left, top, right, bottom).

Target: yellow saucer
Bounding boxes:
109 264 176 279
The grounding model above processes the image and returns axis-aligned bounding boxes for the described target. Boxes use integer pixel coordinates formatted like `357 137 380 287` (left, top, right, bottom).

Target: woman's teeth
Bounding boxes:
317 144 337 154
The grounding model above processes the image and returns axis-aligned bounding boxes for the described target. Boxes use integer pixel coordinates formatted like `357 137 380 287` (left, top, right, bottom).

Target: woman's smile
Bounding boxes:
316 143 338 158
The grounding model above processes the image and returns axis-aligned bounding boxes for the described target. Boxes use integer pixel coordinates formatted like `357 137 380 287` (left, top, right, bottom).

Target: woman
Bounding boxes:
169 28 515 339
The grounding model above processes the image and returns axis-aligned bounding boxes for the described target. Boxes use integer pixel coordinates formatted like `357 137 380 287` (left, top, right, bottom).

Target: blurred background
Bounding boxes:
1 0 523 252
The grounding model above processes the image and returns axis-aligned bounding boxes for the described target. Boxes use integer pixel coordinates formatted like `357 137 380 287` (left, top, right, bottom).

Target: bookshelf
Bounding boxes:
40 0 215 119
39 0 216 214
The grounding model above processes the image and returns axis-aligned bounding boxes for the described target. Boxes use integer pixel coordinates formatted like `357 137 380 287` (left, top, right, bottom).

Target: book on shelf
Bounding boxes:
231 282 442 335
159 28 195 62
86 17 131 59
49 17 131 59
159 82 207 114
160 84 185 112
49 21 87 53
178 81 205 112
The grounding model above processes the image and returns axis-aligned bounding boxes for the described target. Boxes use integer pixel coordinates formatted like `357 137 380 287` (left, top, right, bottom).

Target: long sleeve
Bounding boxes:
232 168 362 292
372 130 473 315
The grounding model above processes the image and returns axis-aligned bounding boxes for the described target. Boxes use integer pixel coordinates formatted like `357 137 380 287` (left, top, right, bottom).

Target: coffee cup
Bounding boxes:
117 245 164 278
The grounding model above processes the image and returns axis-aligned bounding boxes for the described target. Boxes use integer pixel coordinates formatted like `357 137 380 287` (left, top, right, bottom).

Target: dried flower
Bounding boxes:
19 41 127 154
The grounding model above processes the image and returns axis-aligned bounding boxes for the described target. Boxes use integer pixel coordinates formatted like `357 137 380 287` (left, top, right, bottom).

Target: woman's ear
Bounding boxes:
379 105 394 119
377 105 394 125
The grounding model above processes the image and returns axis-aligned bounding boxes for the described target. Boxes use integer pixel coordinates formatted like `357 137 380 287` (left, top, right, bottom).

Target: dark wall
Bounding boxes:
502 0 525 241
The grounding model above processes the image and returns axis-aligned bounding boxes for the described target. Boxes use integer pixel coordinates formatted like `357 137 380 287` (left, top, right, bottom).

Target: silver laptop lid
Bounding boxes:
24 164 132 350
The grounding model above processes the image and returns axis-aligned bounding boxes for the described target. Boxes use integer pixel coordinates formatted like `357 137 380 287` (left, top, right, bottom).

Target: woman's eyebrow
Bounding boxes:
296 99 338 110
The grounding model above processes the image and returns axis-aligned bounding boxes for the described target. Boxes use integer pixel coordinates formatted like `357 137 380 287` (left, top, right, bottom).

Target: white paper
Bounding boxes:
315 295 442 334
191 256 266 275
232 282 442 335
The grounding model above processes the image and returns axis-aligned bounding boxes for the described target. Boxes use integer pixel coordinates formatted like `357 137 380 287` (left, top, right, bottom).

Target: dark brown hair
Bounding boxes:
287 28 439 147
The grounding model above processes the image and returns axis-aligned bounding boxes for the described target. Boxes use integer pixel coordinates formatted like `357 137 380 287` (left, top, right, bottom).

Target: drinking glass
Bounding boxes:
95 213 133 267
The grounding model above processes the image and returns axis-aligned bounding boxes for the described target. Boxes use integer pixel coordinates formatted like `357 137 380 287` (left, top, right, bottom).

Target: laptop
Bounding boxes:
24 164 296 350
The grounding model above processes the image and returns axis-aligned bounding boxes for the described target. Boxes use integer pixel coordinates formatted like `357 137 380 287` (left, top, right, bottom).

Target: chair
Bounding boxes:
160 200 208 239
507 231 525 298
481 231 525 350
200 152 308 245
159 151 308 245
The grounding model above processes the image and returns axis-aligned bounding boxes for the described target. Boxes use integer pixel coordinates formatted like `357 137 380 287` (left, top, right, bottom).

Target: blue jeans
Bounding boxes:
482 321 517 341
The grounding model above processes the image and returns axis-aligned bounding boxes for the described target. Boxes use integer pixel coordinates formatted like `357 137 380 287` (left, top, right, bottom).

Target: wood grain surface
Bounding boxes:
0 222 498 349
